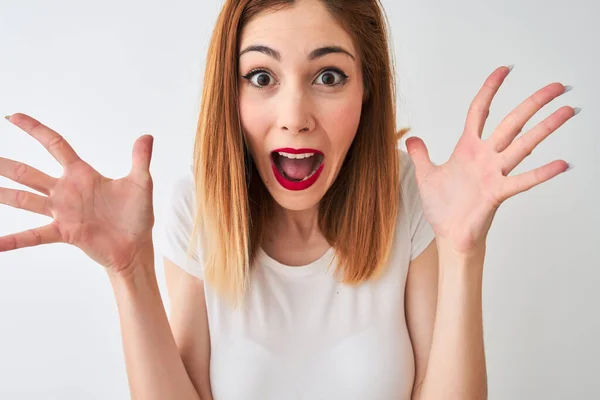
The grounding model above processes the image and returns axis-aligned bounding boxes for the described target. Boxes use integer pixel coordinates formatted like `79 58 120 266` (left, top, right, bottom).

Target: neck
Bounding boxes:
267 203 322 245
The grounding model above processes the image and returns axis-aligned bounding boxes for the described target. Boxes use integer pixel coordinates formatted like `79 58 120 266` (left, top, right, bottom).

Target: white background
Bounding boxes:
0 0 598 398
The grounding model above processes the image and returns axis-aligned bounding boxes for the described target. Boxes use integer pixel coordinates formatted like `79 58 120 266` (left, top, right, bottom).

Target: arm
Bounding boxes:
407 238 487 400
405 240 438 400
107 244 201 400
163 257 213 400
0 113 203 398
405 64 570 400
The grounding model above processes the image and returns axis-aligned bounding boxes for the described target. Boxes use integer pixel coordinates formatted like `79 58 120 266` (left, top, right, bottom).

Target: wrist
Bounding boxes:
436 235 486 260
106 244 156 286
107 259 161 305
436 236 486 275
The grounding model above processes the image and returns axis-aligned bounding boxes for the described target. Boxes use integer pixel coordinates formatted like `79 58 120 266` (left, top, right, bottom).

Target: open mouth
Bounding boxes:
271 150 325 182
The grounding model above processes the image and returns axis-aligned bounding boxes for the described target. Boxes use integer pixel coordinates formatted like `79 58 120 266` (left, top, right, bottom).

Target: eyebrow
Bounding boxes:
238 45 356 61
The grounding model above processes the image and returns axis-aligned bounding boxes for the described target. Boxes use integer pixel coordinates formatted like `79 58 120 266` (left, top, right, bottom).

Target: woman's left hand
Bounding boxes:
406 65 577 256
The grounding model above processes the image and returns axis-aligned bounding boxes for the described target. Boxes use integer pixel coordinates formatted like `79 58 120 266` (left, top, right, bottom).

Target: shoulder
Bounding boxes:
163 165 197 218
396 148 435 261
160 164 200 250
398 148 419 209
168 164 196 197
399 148 417 181
160 164 204 277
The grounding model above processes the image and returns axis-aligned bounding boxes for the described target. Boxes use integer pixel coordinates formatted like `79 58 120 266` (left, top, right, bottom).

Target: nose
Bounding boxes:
276 86 314 134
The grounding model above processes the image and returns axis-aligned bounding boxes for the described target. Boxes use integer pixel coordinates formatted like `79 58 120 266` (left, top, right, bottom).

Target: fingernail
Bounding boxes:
4 115 11 121
573 107 582 115
563 84 573 93
565 163 574 172
506 64 514 74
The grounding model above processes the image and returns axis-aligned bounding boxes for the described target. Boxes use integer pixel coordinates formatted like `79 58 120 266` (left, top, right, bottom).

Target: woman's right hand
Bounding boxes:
0 113 156 276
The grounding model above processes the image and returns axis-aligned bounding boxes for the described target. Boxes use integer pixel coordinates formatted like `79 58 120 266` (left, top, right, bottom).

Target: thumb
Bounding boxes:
405 136 435 178
130 134 154 179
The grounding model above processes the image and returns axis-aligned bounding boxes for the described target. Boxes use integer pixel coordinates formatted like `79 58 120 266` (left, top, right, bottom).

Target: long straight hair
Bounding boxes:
187 0 410 308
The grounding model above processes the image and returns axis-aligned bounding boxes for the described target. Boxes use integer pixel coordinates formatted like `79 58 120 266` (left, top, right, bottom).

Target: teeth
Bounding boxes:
277 152 315 160
273 152 324 182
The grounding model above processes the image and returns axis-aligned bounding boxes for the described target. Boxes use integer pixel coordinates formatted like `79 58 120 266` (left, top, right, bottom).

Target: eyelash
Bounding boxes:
241 67 349 90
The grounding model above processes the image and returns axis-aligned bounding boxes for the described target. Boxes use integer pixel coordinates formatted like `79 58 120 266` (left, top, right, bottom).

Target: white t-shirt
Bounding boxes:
159 149 435 400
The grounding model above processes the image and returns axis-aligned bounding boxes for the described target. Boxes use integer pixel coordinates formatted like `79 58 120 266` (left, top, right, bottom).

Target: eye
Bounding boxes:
314 68 348 86
242 69 276 89
241 67 349 90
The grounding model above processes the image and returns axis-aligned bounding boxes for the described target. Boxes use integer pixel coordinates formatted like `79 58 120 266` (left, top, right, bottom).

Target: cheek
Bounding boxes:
320 98 362 145
240 96 269 132
239 93 272 150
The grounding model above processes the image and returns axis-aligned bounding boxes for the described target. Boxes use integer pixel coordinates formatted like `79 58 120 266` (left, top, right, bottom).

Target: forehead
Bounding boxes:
239 0 356 57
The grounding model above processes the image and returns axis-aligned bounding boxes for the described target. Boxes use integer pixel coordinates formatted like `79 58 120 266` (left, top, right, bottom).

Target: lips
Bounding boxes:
270 147 325 191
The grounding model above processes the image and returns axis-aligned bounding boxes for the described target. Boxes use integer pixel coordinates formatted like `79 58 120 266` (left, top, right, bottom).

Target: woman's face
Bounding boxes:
238 0 364 212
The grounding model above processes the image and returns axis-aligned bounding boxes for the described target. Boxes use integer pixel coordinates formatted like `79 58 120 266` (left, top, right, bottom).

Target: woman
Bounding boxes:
0 0 577 399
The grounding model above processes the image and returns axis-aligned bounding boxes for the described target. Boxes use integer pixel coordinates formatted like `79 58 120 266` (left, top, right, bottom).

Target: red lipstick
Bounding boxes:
271 148 325 191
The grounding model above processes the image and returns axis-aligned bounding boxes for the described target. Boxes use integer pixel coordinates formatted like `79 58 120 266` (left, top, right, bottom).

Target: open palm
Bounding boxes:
0 113 155 272
406 66 575 254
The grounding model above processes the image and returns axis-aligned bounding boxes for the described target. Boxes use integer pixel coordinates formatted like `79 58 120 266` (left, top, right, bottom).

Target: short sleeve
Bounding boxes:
158 165 204 279
399 150 436 261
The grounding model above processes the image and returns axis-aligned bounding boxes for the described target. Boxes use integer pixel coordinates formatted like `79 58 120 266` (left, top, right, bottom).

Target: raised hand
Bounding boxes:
0 113 155 274
405 66 577 256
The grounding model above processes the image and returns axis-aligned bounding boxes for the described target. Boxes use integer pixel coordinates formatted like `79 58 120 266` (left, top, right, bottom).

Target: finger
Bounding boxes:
464 65 512 138
5 113 81 167
406 137 435 180
500 106 577 174
0 187 53 218
0 157 56 196
499 160 569 200
0 223 62 252
130 134 154 181
489 82 568 153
